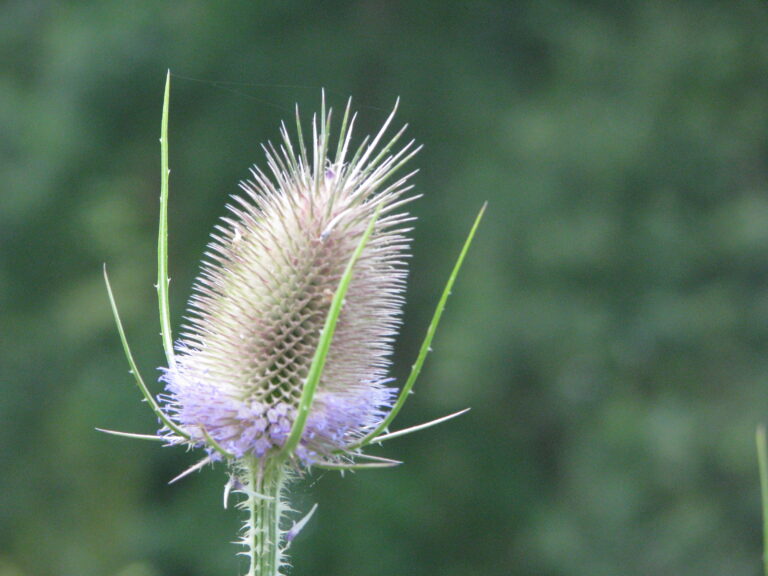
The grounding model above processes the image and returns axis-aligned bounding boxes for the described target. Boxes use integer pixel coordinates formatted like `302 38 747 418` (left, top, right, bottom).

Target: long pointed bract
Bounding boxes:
95 428 166 442
352 202 487 450
282 205 382 457
158 70 175 367
168 455 214 485
757 424 768 576
103 264 190 440
372 408 471 444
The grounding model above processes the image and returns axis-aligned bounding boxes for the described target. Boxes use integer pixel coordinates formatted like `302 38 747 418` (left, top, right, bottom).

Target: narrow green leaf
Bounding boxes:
757 424 768 576
158 70 175 367
353 202 487 449
282 205 382 456
103 264 190 440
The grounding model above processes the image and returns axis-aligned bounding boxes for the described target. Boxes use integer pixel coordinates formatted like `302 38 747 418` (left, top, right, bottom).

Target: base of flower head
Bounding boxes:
160 365 396 464
296 380 397 464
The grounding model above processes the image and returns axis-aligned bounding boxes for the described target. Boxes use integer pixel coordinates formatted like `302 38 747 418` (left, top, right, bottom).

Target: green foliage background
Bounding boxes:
3 2 768 575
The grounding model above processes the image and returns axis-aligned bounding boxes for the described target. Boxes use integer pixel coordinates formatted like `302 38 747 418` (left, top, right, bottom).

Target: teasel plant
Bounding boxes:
100 72 485 576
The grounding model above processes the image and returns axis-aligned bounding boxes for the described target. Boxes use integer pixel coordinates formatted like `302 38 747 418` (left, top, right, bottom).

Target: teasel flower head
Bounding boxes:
102 74 484 576
160 96 419 466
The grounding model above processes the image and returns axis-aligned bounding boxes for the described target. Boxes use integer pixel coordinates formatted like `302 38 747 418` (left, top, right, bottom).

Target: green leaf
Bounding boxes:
158 70 175 367
103 264 190 440
282 205 382 457
757 424 768 576
353 202 487 449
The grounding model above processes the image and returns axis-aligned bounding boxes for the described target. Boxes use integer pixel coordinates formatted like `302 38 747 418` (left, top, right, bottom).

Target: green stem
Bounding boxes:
242 457 290 576
757 425 768 576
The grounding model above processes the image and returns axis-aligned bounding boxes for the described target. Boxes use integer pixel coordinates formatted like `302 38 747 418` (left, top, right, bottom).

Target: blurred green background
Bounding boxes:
3 1 768 575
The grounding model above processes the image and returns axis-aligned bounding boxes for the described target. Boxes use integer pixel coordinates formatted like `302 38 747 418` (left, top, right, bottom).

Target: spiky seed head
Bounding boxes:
160 99 419 464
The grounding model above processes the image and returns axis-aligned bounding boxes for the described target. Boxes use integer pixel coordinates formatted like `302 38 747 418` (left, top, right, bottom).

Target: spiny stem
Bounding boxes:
242 458 290 576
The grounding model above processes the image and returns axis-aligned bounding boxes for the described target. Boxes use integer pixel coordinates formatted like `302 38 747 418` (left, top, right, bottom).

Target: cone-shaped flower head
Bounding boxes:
161 100 419 464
